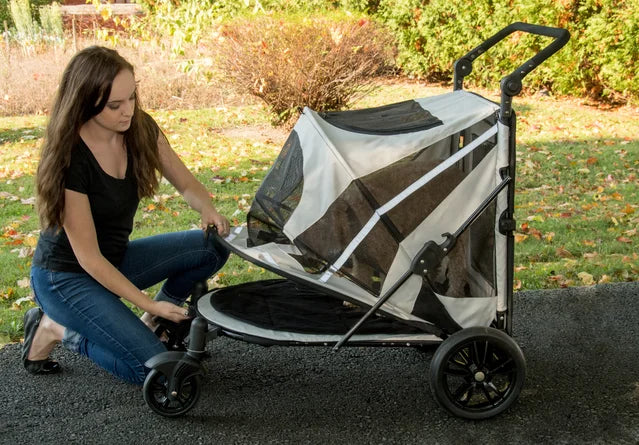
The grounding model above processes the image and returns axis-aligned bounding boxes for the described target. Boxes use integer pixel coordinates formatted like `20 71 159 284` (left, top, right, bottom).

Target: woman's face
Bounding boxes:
92 69 136 133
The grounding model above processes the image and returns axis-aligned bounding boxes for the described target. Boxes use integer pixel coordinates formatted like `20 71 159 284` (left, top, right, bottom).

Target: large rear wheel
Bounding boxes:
429 327 525 420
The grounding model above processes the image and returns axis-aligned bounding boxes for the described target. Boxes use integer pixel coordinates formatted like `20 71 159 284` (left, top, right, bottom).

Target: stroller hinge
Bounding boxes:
499 211 516 235
411 234 455 277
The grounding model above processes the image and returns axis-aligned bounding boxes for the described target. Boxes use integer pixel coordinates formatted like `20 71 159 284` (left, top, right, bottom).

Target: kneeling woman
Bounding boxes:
23 46 230 385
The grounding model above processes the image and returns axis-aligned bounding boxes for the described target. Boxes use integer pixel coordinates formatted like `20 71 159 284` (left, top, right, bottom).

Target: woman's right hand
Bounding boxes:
149 301 190 323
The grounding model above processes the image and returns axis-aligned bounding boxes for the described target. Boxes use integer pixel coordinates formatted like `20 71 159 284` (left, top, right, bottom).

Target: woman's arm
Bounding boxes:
157 132 230 236
63 189 188 323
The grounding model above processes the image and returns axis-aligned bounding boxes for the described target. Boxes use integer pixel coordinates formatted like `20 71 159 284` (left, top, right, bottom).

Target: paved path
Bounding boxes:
1 282 639 445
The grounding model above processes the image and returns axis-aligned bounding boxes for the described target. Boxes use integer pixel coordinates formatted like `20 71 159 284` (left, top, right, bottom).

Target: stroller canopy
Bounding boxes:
227 90 511 332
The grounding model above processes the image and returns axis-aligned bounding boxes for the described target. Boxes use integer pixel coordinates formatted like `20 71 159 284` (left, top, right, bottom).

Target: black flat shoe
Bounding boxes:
21 307 61 375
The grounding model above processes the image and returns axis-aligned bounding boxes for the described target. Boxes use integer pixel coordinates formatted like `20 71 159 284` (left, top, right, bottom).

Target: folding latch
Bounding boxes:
499 210 516 235
411 233 456 277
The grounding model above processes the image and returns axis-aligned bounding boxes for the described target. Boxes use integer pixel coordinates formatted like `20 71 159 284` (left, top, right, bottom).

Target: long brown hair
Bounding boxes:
36 46 161 229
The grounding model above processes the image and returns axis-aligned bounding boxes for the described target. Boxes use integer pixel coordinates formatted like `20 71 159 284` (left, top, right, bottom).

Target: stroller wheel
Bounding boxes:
429 327 525 420
143 369 202 417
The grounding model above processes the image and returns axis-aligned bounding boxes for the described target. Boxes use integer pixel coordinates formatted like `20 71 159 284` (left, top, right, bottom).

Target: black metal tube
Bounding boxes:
452 22 570 122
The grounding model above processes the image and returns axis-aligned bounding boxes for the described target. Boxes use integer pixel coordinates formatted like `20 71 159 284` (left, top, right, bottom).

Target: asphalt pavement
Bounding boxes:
1 281 639 445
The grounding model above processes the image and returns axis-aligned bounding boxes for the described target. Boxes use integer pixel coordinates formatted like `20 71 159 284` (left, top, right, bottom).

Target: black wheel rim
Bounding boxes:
147 373 197 415
441 338 519 413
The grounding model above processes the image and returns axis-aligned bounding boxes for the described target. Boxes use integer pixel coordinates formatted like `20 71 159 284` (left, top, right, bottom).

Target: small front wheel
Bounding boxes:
429 327 526 420
143 369 202 417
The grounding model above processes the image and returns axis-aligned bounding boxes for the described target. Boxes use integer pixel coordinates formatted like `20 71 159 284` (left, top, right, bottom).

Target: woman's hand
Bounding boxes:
201 206 230 237
149 301 190 324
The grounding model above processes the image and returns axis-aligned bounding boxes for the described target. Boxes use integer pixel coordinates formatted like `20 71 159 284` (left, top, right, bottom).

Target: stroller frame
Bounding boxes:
143 22 569 420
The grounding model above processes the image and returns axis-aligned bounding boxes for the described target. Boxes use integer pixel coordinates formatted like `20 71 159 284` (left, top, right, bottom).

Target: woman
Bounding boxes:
22 46 230 385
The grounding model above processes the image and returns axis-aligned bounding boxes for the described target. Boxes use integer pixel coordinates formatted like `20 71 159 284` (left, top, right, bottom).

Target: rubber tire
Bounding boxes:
143 369 202 417
429 326 526 420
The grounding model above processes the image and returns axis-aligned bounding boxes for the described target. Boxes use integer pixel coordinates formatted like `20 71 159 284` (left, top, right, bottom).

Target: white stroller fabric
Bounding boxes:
225 90 510 329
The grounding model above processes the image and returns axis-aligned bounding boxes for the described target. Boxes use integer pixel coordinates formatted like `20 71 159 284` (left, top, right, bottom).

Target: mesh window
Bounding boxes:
342 221 398 294
366 150 467 238
247 131 304 246
469 200 496 291
319 100 442 135
295 144 468 295
294 180 377 274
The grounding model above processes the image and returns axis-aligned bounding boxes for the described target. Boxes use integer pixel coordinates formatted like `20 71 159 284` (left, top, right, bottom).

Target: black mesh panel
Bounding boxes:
294 182 376 274
295 144 468 295
247 131 304 246
469 201 496 290
319 100 442 135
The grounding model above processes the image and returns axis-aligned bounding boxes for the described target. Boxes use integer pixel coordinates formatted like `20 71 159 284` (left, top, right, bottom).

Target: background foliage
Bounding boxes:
371 0 639 104
217 13 395 124
0 0 638 343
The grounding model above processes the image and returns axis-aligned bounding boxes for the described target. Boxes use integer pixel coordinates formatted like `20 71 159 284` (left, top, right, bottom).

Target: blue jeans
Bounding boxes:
30 230 229 385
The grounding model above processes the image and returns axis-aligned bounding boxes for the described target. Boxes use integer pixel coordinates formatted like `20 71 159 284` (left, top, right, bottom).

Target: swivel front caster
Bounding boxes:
143 316 213 417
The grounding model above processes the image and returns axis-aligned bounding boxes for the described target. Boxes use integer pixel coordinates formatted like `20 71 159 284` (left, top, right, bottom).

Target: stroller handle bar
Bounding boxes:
453 22 570 121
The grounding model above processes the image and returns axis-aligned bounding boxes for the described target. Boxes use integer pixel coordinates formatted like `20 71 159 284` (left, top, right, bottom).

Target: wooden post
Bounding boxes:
3 21 8 48
72 15 76 52
2 21 8 64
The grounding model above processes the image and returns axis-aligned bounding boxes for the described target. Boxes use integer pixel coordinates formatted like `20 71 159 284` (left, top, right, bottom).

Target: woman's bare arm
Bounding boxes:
157 133 230 236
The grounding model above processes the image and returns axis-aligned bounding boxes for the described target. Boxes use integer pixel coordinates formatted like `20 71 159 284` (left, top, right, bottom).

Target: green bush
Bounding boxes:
374 0 639 103
217 14 396 124
38 1 62 42
0 0 50 29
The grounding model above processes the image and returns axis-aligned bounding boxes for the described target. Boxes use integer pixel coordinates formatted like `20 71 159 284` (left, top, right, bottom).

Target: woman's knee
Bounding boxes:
205 235 230 270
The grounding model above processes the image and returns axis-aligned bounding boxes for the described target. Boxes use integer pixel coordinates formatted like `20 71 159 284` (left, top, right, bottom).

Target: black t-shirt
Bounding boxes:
33 139 140 273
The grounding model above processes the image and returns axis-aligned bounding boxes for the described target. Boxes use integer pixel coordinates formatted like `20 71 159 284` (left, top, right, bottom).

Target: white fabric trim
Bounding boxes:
435 293 497 328
495 122 511 312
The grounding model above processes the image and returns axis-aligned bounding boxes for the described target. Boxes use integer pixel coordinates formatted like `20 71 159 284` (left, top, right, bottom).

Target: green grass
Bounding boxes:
1 81 638 343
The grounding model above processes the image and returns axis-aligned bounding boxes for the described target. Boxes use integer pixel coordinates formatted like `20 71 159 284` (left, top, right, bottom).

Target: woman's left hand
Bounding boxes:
201 207 230 237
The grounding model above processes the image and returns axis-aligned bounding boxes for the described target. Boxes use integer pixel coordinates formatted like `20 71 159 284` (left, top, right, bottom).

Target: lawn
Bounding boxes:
0 79 637 344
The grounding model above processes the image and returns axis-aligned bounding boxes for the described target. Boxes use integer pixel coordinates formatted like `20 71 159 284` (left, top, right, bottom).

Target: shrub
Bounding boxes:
216 14 396 124
0 0 48 29
4 0 64 51
374 0 639 104
9 0 37 43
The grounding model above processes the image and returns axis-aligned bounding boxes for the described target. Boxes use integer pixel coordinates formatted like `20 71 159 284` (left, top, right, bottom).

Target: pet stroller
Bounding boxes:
143 22 569 420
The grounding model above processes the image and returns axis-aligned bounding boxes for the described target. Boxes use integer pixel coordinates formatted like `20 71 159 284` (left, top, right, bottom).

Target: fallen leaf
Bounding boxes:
598 275 611 284
577 271 594 285
530 228 543 240
617 236 632 243
556 247 573 258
